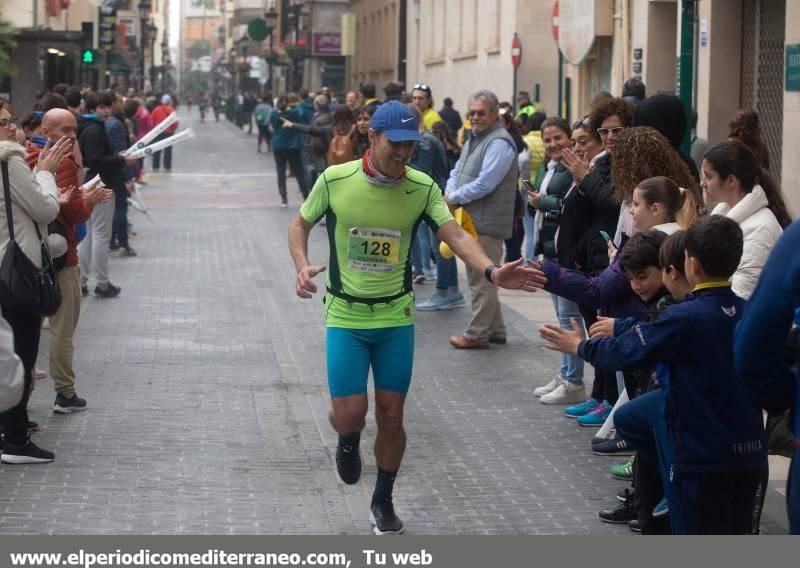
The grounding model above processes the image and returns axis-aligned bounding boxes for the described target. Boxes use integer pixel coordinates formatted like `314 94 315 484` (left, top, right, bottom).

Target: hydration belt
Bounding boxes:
326 287 411 306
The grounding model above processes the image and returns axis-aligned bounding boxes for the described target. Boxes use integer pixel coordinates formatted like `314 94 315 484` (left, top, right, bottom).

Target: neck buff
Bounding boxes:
362 149 406 188
30 135 48 148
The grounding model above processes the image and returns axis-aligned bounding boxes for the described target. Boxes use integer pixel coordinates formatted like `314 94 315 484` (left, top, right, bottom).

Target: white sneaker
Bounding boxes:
540 381 587 405
533 376 563 398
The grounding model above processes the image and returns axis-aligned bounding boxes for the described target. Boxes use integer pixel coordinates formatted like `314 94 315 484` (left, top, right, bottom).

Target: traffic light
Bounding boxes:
98 5 116 48
82 49 96 64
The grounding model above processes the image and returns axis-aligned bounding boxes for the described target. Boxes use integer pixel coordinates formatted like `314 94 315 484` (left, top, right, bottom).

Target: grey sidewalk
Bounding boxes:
0 112 787 534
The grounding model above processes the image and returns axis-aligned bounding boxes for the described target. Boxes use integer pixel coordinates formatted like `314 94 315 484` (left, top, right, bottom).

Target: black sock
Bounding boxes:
338 432 360 448
372 467 398 503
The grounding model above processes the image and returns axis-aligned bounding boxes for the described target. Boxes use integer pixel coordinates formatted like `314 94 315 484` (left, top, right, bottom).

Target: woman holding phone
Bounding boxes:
527 117 587 406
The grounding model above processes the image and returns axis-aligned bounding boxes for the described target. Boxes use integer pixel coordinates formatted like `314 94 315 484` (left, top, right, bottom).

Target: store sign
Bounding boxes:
787 44 800 92
557 0 595 65
312 33 341 56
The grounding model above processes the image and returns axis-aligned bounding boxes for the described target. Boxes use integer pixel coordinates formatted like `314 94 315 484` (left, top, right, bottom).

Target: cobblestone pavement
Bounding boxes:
0 112 787 534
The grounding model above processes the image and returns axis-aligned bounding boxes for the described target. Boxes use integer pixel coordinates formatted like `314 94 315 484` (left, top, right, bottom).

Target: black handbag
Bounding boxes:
0 161 61 316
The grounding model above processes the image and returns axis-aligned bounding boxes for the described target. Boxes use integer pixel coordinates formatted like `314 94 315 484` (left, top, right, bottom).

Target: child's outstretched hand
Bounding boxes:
539 318 584 355
589 316 615 339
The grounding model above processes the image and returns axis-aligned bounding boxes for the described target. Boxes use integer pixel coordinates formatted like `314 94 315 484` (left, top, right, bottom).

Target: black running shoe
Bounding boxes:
592 433 634 456
94 283 121 298
629 519 642 533
54 393 87 414
0 440 55 464
370 499 404 535
598 498 637 524
335 440 362 484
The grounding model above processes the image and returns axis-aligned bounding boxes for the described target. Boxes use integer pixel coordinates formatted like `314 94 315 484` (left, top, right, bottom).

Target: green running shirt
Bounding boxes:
299 160 454 329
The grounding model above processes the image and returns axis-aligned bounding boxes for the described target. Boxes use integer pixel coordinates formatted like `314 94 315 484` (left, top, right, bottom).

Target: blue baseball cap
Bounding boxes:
370 100 422 142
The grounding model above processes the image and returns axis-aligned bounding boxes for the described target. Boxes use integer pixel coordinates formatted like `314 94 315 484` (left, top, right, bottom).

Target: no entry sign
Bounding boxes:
511 33 522 68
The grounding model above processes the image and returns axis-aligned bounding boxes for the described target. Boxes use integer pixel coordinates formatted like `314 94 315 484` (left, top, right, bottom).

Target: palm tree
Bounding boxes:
0 19 17 78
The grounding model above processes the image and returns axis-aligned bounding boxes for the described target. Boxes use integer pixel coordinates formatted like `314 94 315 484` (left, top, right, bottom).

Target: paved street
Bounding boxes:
0 112 788 535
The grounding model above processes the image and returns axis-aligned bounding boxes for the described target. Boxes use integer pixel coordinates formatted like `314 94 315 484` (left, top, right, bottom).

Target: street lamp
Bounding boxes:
148 22 158 91
138 0 152 92
264 6 278 96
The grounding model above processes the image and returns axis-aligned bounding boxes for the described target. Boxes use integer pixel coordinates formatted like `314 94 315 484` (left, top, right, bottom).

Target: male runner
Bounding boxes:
288 101 542 534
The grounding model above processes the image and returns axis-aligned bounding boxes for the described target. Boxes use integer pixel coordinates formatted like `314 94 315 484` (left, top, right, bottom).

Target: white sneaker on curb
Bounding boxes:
533 376 563 398
540 381 587 405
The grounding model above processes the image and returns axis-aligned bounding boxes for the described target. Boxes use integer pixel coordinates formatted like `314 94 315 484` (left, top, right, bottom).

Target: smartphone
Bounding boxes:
521 179 537 192
600 230 616 249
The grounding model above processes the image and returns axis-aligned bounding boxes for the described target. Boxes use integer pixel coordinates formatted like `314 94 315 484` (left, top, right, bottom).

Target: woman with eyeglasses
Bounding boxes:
0 100 73 464
542 103 633 432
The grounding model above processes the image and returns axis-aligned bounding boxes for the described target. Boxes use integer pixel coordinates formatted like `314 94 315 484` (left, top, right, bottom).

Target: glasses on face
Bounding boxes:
597 126 625 137
467 110 487 118
0 117 18 128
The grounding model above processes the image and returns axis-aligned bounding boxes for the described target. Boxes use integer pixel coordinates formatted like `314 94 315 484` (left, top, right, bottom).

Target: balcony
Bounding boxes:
232 0 265 25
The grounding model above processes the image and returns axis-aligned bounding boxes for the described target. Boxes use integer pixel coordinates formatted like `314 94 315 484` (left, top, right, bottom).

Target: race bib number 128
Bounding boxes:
347 227 401 273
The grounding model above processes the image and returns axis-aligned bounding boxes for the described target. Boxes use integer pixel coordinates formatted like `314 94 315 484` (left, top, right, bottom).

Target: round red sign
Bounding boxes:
511 34 522 68
552 0 559 43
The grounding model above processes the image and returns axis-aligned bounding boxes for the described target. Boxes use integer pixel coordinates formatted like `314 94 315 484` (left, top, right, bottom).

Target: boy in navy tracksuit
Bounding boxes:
590 231 692 534
735 219 800 534
541 216 768 534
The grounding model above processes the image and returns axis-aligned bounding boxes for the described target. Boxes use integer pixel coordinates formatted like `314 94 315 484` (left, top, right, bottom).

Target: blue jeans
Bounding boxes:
411 221 433 274
430 227 457 292
522 207 537 261
549 293 584 383
615 390 675 520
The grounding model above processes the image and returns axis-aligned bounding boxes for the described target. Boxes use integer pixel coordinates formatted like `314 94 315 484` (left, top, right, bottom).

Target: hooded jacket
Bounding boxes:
634 94 700 182
712 185 783 299
0 141 60 268
77 114 126 188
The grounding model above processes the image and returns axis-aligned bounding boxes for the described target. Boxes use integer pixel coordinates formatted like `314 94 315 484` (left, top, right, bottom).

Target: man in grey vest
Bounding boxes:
445 90 519 349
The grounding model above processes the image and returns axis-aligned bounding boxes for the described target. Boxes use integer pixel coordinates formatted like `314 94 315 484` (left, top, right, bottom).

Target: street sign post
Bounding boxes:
556 0 595 65
552 1 563 118
511 33 521 113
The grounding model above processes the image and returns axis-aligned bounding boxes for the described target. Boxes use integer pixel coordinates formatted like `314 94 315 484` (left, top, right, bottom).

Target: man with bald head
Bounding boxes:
26 109 112 414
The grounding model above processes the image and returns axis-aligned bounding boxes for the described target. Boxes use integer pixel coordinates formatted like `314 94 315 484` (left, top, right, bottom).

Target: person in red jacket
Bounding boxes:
26 109 111 413
150 95 179 172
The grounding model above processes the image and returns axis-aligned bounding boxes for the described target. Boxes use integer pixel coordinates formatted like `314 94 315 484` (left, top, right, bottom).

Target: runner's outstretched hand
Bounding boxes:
539 318 584 356
491 257 547 293
296 265 327 299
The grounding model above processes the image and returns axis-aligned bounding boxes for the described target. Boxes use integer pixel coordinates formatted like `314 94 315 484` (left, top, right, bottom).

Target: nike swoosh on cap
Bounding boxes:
401 117 414 123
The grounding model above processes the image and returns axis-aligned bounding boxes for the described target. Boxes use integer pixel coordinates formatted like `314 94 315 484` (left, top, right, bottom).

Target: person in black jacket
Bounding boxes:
106 94 136 257
77 91 135 298
438 97 463 136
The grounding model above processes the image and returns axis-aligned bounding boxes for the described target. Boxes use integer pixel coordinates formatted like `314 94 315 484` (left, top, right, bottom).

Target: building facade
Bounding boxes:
350 0 401 92
405 0 561 115
2 0 171 104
